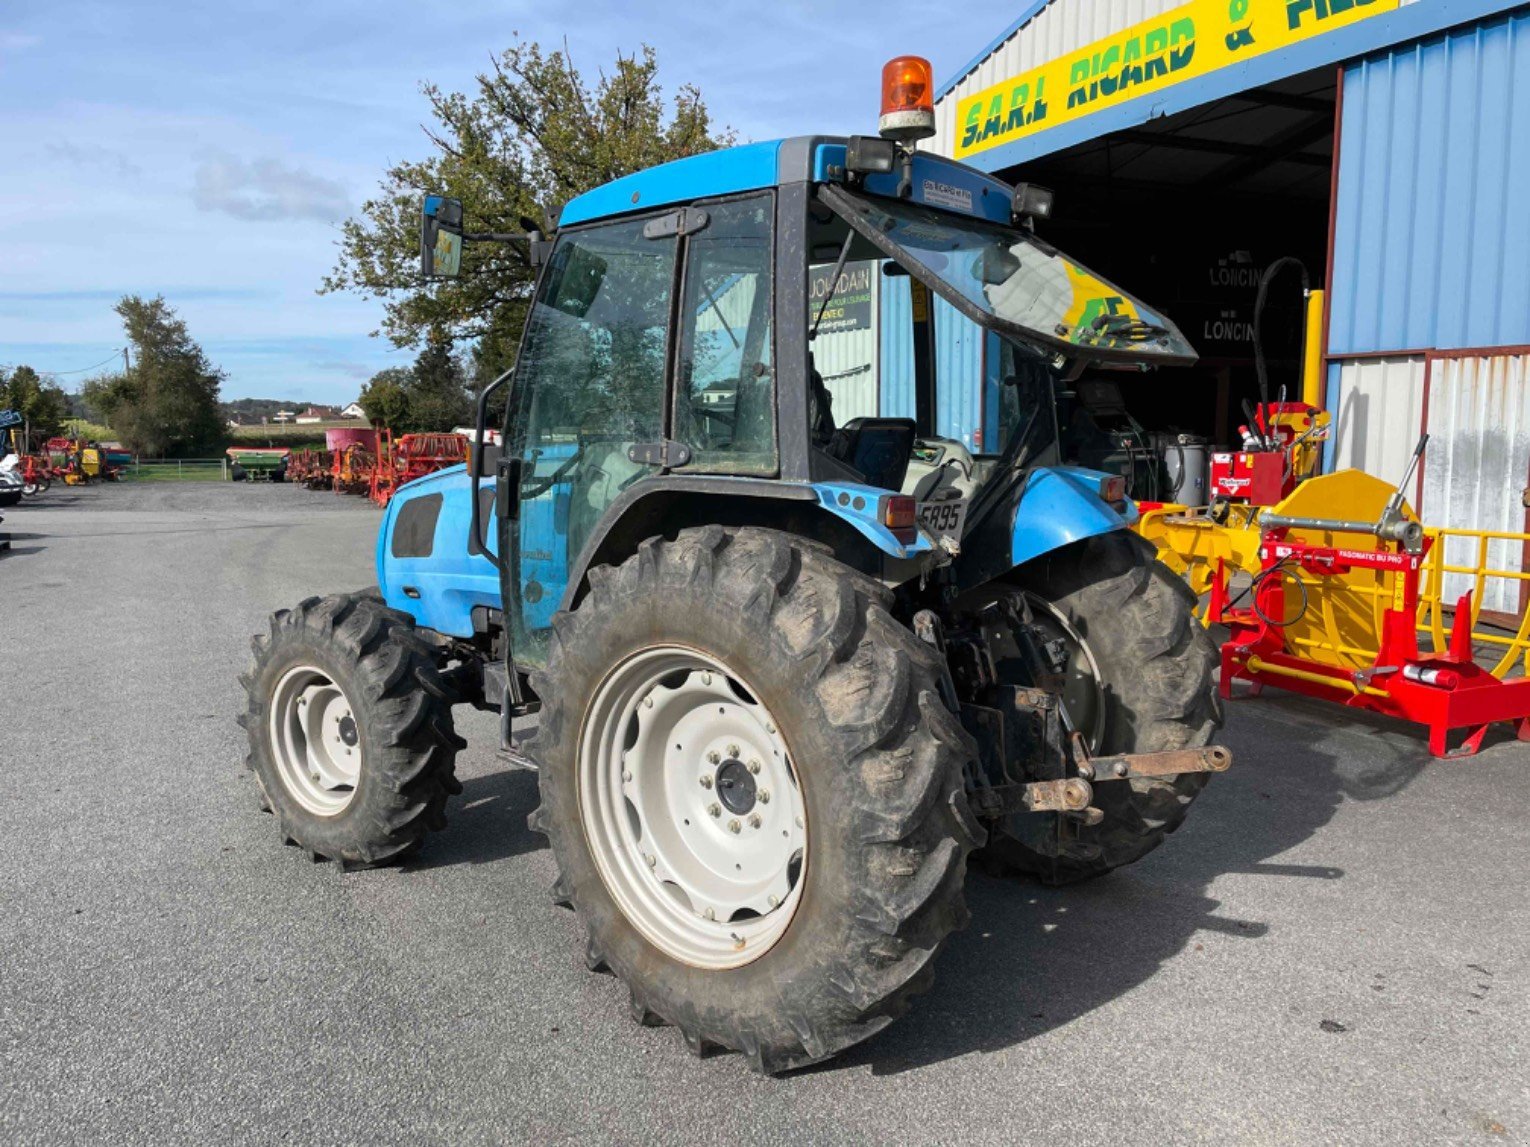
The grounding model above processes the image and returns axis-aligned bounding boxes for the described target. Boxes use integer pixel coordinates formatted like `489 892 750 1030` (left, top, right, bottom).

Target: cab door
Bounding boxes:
500 213 680 668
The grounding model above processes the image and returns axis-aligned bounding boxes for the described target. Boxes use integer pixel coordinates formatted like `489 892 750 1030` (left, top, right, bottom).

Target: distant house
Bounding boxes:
295 405 340 424
340 402 366 420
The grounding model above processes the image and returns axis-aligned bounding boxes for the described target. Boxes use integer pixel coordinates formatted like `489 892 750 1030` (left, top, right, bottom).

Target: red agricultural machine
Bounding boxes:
286 448 333 490
272 425 467 505
369 431 467 507
332 443 377 496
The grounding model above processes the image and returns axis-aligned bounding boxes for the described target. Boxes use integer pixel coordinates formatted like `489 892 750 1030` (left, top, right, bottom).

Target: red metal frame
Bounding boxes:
1215 529 1530 758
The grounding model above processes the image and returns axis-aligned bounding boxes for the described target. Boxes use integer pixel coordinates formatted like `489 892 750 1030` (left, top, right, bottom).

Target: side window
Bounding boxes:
504 216 676 664
673 195 776 473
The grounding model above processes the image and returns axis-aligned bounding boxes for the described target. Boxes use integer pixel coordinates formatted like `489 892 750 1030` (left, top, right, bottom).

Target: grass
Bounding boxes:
119 460 228 483
230 421 360 447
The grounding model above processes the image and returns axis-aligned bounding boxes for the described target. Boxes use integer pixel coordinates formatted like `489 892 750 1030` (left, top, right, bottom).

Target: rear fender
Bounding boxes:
1010 466 1131 569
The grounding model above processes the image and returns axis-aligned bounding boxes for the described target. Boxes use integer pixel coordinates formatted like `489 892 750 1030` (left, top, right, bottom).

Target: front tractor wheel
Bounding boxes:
239 592 462 866
528 527 980 1072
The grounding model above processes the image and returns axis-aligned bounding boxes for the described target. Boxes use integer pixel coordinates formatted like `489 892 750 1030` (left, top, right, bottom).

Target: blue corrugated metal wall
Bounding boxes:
877 278 990 449
1329 9 1530 355
880 274 915 419
934 298 986 450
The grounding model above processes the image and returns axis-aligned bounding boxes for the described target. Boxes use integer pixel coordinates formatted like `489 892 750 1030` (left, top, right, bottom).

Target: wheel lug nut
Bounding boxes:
748 814 761 829
707 751 721 765
703 907 716 921
795 815 804 828
708 803 721 818
766 721 776 734
768 894 780 908
643 696 654 709
622 770 632 783
644 853 656 867
757 789 770 804
727 744 740 758
728 819 741 834
748 760 761 775
701 671 712 685
699 775 713 789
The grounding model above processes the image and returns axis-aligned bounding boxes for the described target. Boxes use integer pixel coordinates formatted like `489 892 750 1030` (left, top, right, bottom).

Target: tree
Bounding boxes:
357 342 473 434
83 296 225 456
356 367 412 430
320 39 733 377
1 365 71 439
405 337 472 432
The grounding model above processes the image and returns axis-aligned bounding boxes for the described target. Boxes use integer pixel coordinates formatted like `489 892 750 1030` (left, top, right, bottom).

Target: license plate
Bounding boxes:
917 497 967 541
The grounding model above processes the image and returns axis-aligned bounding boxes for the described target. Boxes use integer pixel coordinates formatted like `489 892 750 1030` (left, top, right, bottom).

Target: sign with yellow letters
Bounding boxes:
954 0 1399 159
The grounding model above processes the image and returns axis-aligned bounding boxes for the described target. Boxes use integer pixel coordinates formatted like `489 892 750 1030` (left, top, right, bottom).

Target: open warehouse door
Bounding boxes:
984 66 1338 505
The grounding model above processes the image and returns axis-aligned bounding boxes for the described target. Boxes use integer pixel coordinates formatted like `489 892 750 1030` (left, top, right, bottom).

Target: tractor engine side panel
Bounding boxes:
376 465 501 638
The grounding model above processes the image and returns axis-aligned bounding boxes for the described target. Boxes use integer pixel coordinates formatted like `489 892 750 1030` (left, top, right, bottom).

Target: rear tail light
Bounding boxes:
881 494 918 544
1100 474 1127 504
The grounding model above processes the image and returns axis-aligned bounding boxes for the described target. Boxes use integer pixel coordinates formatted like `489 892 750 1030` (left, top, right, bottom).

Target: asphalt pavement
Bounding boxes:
2 482 1525 1145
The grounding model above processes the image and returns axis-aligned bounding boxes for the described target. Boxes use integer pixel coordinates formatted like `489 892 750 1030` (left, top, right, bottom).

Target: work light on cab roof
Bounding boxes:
878 55 935 142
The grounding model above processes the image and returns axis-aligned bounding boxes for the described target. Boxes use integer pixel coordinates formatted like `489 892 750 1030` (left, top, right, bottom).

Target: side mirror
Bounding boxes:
421 195 464 279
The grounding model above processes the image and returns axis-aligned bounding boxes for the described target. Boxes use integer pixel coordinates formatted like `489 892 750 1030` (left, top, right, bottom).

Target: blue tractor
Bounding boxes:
240 60 1229 1072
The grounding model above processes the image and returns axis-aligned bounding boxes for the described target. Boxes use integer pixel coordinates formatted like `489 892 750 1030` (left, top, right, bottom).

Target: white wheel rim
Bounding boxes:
268 664 362 816
578 646 807 970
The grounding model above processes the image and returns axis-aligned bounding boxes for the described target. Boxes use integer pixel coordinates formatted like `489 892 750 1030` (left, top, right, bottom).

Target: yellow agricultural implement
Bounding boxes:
1137 469 1530 680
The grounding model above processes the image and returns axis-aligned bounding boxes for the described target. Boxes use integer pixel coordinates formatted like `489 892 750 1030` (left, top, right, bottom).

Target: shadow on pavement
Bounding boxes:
819 693 1432 1075
0 531 46 558
410 767 544 870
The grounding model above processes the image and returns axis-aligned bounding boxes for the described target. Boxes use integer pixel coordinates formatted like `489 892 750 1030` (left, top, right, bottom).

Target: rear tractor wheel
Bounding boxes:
528 527 980 1072
239 592 463 866
983 531 1222 884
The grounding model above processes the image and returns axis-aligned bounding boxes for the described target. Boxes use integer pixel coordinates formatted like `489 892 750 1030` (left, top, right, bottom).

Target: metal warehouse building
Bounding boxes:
918 0 1530 545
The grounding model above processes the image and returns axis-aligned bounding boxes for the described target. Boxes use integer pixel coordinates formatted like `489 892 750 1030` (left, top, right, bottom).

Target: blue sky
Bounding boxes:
0 0 1012 404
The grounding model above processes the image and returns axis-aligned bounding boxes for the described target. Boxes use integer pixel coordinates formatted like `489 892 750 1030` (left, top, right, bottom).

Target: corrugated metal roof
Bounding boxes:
1328 7 1530 354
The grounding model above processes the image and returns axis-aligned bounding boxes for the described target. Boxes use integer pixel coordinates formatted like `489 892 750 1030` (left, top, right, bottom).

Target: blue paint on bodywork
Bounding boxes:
377 465 500 638
560 141 784 227
1010 466 1127 568
810 481 933 560
811 144 1015 224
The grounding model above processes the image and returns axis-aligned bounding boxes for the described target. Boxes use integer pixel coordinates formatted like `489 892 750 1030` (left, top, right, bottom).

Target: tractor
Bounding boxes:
240 57 1228 1072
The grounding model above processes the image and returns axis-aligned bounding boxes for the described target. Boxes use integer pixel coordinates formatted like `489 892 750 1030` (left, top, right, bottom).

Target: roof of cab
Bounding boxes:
556 134 1020 230
560 139 815 228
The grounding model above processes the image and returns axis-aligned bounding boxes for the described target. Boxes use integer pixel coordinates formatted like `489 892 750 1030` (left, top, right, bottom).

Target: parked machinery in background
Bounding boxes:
227 447 289 482
1212 435 1530 757
331 443 375 495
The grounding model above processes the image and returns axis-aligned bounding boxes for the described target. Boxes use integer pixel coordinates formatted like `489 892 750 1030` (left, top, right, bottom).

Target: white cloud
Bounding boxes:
0 31 41 53
192 153 351 223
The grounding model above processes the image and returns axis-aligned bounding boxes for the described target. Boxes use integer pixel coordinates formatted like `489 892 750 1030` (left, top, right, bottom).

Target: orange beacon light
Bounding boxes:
879 56 936 142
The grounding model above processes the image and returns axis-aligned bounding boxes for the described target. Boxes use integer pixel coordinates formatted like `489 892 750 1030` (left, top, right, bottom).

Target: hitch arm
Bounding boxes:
967 746 1232 819
1079 745 1232 782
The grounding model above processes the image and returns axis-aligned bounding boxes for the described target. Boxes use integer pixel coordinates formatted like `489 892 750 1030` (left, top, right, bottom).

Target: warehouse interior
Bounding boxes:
992 66 1340 493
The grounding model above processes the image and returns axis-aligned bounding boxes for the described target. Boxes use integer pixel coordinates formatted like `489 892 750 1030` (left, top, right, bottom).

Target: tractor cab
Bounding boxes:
400 96 1196 678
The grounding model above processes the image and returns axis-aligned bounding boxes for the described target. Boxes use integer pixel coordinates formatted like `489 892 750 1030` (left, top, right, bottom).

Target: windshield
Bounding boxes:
823 186 1196 367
